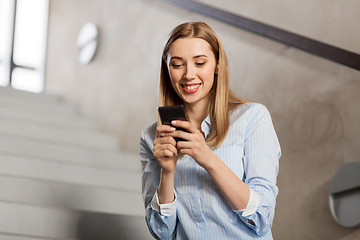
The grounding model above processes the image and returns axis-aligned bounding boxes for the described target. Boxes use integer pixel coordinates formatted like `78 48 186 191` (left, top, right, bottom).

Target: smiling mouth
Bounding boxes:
181 83 201 93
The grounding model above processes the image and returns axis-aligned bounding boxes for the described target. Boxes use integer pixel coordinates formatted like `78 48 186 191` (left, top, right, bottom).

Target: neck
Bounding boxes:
184 100 209 129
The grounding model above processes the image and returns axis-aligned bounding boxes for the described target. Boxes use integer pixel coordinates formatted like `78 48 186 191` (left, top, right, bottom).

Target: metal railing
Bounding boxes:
164 0 360 71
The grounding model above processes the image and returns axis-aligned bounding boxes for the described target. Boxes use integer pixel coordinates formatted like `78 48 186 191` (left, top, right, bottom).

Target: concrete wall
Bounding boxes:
198 0 360 53
45 0 360 239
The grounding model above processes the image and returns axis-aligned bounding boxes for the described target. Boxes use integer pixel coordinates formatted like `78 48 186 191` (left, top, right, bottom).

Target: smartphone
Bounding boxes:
158 105 188 142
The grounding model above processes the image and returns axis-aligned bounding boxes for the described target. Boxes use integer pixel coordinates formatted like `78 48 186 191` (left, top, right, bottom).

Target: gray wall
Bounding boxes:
45 0 360 239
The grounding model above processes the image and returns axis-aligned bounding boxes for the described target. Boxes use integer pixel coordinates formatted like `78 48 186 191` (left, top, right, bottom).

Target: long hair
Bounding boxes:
159 22 246 148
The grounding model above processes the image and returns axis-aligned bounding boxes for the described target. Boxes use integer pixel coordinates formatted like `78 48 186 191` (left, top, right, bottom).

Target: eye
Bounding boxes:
171 62 184 68
195 62 206 66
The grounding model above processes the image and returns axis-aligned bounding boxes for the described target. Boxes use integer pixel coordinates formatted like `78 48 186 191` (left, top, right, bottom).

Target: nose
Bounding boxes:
183 65 196 81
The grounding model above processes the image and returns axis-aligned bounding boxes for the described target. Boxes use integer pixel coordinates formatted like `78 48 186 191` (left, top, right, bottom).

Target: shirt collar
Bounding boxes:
204 115 211 126
201 115 212 140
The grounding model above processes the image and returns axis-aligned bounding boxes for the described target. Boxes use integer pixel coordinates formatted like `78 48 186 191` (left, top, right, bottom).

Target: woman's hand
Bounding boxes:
169 120 214 168
153 124 178 173
171 120 251 211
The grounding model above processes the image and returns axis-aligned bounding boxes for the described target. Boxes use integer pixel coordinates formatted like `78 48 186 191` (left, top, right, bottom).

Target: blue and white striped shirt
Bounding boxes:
140 102 281 239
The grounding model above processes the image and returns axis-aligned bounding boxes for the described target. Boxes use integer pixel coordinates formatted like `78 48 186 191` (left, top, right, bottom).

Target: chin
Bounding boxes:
182 98 202 105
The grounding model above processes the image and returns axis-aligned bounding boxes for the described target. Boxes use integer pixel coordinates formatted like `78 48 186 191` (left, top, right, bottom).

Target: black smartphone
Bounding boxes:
158 105 188 142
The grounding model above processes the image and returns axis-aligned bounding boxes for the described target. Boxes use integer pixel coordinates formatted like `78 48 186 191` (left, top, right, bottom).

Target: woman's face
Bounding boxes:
167 37 217 107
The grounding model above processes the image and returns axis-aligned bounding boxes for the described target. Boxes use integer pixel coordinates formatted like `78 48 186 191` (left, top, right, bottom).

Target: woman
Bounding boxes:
140 22 281 239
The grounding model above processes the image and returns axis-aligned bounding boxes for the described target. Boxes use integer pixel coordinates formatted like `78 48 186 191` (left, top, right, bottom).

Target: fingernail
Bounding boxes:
171 120 176 125
170 127 176 131
160 132 165 136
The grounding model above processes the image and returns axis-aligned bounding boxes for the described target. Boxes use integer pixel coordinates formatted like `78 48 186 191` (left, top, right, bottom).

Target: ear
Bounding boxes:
215 63 219 74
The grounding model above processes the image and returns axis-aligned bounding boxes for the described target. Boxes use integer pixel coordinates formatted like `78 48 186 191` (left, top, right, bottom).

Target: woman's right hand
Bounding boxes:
153 125 178 173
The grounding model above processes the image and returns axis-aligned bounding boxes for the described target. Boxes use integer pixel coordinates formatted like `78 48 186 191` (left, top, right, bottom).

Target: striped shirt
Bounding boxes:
140 102 281 239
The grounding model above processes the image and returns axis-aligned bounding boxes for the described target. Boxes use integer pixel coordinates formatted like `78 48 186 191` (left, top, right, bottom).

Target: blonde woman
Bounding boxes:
140 22 281 239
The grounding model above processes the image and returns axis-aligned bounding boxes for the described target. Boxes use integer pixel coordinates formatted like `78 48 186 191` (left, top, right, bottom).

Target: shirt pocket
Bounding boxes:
214 144 245 178
177 191 206 222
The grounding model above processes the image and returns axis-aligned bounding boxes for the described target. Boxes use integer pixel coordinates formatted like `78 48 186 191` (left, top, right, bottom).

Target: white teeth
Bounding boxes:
183 84 200 90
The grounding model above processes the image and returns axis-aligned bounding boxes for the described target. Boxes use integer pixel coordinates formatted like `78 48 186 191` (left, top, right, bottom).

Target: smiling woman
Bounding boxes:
167 38 217 109
140 22 281 240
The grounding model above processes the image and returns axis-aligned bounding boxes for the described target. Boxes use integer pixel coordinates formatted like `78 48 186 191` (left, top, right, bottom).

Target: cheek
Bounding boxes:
199 67 216 84
169 72 180 91
169 70 183 84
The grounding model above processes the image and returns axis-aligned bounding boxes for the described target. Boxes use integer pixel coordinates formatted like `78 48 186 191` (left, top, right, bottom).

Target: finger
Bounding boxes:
156 125 176 137
154 136 177 146
171 120 196 133
178 148 192 156
169 130 192 142
157 124 176 132
155 150 175 159
176 140 196 149
160 149 177 157
154 143 178 157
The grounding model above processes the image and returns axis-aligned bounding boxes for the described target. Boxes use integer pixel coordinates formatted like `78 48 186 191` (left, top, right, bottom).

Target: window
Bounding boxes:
0 0 49 93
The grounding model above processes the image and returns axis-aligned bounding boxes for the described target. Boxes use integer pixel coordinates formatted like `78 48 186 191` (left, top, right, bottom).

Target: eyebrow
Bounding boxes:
170 55 208 61
194 54 208 59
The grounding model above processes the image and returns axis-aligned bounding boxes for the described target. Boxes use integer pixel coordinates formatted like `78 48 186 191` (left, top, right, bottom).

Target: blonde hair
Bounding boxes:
159 22 247 148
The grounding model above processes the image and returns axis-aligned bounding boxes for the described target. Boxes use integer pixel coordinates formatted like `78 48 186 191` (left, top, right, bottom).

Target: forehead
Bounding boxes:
168 37 214 57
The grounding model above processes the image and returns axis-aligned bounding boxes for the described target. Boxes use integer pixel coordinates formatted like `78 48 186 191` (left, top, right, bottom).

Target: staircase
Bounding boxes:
0 87 152 239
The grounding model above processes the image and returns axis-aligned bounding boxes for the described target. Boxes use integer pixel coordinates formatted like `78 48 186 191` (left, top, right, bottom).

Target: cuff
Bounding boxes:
240 188 260 217
150 190 177 217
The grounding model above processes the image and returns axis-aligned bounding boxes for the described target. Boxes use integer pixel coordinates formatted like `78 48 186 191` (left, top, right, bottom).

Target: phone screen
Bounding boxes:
158 105 188 141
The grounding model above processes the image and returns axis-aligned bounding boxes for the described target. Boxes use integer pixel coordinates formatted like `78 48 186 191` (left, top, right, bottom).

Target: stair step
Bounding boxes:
0 154 141 191
0 201 79 239
0 234 54 240
0 86 95 130
0 104 95 131
0 86 64 105
0 94 78 117
0 137 140 171
0 201 151 239
73 211 152 239
0 175 144 216
0 118 118 150
0 87 151 239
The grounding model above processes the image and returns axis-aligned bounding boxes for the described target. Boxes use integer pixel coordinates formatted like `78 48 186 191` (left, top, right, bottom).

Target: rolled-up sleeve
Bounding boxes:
234 104 281 236
140 126 177 240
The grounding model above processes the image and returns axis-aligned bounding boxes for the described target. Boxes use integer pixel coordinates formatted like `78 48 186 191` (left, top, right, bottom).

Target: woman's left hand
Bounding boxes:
169 120 214 168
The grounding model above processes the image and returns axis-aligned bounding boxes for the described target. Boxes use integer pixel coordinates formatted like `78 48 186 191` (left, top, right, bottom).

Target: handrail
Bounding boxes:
164 0 360 71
